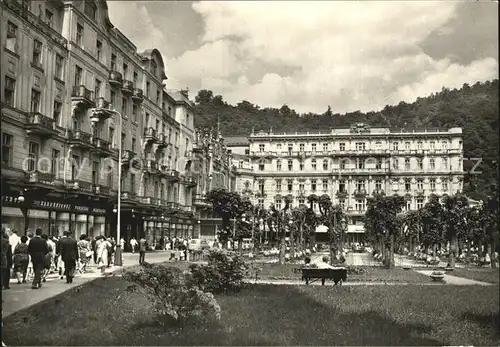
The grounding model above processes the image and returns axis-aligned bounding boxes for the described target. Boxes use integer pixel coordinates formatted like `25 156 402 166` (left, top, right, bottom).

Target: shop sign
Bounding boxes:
91 208 106 215
2 196 22 204
73 205 90 213
33 200 71 211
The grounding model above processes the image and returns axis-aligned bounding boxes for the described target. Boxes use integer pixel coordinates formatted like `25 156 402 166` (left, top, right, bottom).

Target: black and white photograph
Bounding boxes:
1 0 498 345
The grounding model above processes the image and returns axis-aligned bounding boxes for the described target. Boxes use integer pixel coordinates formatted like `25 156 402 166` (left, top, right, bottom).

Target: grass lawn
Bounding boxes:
451 267 500 284
3 277 498 346
253 263 432 283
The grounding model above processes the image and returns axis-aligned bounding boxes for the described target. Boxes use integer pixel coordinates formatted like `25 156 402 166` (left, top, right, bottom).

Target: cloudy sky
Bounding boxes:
107 1 498 114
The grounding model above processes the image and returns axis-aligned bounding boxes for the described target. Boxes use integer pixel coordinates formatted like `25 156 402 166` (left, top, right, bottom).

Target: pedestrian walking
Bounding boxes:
96 236 110 275
13 236 29 284
77 235 92 273
27 229 49 289
9 229 20 254
138 236 147 264
1 229 13 290
58 231 79 284
130 237 138 253
40 234 54 282
26 231 34 281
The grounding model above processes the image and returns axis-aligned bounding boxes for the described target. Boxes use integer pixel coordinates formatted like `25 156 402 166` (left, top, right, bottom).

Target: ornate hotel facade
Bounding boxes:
0 0 233 244
227 123 464 243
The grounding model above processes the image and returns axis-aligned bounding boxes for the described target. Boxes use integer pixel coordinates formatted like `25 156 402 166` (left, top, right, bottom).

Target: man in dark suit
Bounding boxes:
58 231 79 283
27 228 49 289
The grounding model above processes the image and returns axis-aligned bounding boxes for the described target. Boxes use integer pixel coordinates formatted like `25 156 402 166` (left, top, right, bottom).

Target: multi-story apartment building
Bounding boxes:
0 0 198 245
226 123 464 243
191 129 237 240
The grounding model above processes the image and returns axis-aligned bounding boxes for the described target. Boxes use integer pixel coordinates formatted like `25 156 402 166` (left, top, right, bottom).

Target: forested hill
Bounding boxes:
193 80 499 200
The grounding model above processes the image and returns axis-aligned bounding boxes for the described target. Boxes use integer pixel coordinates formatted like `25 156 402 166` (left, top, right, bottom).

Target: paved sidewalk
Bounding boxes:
414 270 492 286
2 251 173 318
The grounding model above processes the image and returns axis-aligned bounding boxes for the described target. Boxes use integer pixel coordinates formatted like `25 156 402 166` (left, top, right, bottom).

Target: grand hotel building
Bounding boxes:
0 0 235 244
227 123 464 243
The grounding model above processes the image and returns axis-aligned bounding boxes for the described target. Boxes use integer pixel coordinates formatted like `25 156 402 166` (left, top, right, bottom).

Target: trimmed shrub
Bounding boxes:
189 250 249 294
124 262 221 324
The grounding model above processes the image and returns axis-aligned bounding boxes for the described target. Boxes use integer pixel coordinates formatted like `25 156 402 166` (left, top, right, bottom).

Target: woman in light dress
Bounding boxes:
77 235 92 273
96 236 111 275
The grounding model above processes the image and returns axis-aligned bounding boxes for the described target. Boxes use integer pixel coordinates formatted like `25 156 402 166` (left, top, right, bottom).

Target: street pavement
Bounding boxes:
414 270 491 286
2 251 174 318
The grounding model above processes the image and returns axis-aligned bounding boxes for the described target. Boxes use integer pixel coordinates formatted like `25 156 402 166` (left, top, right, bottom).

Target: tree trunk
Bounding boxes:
290 227 296 259
238 239 243 254
279 235 286 264
388 233 395 269
449 236 457 268
432 244 437 258
490 237 497 269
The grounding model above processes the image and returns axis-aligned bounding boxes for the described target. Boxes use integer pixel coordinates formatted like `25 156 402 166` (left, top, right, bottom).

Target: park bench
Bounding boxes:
301 267 348 286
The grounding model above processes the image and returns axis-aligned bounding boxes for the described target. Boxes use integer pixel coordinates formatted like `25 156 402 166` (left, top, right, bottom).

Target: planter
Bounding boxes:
444 267 454 272
430 271 445 282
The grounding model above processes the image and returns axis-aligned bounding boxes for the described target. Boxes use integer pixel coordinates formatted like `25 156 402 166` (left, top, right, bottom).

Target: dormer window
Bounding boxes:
84 1 97 20
151 60 157 76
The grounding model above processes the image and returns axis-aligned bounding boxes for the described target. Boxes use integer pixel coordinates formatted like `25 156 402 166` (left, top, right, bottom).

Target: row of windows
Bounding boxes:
249 178 449 194
256 140 457 152
1 131 180 171
255 157 454 171
254 197 428 211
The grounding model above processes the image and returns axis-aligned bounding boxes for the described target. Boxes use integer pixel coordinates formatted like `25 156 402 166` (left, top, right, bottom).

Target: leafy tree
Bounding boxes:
419 194 446 257
364 194 406 268
266 195 293 264
441 194 470 267
401 210 422 253
195 89 214 104
317 194 346 265
205 189 249 248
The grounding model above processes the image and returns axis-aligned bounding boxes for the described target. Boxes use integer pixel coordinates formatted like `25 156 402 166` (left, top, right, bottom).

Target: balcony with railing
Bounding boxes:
132 88 144 103
165 169 180 182
91 138 114 157
372 189 385 196
353 189 367 198
25 171 56 187
25 112 57 137
94 185 111 196
194 194 212 208
71 86 95 108
138 196 152 205
109 71 123 88
65 179 93 193
180 205 193 213
414 188 425 196
330 149 390 157
121 150 140 168
155 133 168 150
166 202 180 211
68 130 93 149
143 127 158 144
90 98 114 121
122 80 134 95
183 175 197 188
121 191 137 202
144 159 159 174
334 167 389 175
336 190 348 199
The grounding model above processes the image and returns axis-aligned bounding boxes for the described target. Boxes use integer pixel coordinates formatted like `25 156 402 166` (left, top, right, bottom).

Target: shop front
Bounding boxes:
1 194 109 238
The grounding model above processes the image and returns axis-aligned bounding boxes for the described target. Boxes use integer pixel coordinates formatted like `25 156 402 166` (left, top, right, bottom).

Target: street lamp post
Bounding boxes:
91 107 123 266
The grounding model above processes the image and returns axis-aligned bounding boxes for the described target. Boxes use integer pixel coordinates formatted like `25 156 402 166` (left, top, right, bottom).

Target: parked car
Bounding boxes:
187 238 211 251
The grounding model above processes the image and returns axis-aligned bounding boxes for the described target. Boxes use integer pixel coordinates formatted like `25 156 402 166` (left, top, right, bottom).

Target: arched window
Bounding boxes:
151 60 157 76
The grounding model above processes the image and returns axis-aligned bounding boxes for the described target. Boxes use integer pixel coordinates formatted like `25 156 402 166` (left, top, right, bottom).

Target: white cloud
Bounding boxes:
107 2 166 53
177 1 498 113
106 1 498 114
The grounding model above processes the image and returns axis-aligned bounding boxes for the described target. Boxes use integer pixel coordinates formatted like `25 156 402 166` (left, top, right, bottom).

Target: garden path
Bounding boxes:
414 270 492 286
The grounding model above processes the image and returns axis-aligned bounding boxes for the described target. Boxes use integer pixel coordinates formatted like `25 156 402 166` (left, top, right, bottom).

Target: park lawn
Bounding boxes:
451 268 500 284
3 277 498 346
254 263 432 283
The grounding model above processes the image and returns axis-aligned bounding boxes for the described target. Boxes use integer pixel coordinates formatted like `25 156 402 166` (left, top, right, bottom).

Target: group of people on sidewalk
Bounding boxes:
1 228 123 290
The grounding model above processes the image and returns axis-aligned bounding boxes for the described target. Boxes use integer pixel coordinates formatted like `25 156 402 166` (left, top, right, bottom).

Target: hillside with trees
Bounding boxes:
193 80 499 200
